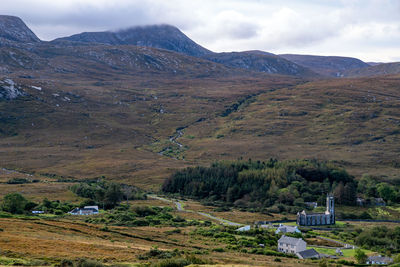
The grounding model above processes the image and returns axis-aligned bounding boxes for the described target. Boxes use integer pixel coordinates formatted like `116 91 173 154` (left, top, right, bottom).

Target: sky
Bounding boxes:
1 0 400 62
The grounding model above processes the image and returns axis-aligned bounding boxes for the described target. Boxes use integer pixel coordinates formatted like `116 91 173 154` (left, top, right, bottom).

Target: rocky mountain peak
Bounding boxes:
0 15 40 43
55 24 212 57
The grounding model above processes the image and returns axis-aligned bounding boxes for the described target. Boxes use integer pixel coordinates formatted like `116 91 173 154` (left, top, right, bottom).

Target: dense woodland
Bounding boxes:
70 180 146 209
162 159 400 213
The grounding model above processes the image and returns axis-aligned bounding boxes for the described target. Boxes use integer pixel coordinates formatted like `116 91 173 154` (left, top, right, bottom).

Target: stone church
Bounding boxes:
297 195 335 226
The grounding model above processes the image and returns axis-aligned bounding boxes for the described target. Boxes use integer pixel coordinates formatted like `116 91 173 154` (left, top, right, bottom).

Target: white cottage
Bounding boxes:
278 235 307 254
275 224 301 234
366 255 393 265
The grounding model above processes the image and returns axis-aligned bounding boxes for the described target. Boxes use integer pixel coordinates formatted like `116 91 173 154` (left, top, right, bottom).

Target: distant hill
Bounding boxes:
0 15 40 44
344 62 400 77
280 54 369 77
202 52 318 77
55 25 319 77
54 24 212 57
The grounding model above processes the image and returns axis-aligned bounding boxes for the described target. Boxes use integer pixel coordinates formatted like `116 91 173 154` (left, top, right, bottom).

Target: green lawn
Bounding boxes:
311 247 373 258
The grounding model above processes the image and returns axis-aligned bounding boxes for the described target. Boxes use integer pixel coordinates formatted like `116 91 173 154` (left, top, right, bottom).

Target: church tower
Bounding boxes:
326 194 335 224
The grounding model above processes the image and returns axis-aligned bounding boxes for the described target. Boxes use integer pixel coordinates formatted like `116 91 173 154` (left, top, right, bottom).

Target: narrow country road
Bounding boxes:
147 195 242 226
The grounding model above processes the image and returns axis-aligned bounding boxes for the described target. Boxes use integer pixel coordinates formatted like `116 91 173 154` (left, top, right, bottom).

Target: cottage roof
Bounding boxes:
297 248 319 259
84 205 99 211
368 255 393 263
278 235 304 246
276 224 299 233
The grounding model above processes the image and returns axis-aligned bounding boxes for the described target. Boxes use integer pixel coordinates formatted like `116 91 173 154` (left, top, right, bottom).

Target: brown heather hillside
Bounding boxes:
0 15 399 190
0 53 301 189
1 72 400 189
181 75 400 181
343 61 400 77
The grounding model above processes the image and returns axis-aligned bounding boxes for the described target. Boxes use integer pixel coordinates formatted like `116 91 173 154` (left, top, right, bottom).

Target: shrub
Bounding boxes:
75 258 105 267
1 193 28 214
6 178 30 184
150 258 190 267
59 259 74 267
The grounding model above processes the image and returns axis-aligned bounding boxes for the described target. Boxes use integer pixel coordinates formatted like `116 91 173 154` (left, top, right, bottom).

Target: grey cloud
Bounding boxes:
0 0 399 61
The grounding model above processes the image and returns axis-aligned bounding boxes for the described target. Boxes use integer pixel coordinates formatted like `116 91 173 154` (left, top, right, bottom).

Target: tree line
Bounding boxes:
162 159 357 213
70 179 146 209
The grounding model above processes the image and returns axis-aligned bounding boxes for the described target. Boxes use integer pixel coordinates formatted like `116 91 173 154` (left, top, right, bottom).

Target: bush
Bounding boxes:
133 206 157 217
150 258 190 267
59 259 74 267
75 258 105 267
6 178 30 184
1 193 28 214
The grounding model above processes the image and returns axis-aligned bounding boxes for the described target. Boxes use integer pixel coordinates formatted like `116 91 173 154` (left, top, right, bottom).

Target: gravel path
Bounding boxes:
148 195 242 226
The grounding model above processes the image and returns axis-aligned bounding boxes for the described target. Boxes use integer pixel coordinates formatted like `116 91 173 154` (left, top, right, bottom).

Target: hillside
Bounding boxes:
0 15 40 44
179 75 400 182
0 15 399 190
280 54 369 77
202 52 318 77
343 62 400 77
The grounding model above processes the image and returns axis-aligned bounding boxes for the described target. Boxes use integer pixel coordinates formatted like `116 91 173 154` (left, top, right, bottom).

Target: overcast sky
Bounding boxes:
1 0 400 62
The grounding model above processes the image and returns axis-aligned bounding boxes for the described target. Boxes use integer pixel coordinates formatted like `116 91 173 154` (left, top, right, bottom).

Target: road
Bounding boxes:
197 212 242 226
147 194 242 226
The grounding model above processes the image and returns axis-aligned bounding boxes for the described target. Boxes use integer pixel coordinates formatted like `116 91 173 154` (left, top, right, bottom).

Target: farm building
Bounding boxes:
275 224 301 234
366 255 393 265
69 206 99 215
277 235 307 254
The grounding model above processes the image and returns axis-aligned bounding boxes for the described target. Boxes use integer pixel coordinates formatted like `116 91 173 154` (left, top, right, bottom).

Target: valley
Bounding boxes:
0 13 400 267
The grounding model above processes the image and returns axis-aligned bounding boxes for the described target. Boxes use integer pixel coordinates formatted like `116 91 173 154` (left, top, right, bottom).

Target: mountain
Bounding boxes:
0 15 399 188
202 52 318 77
54 24 212 57
0 15 40 44
280 54 369 77
343 62 400 77
55 24 319 77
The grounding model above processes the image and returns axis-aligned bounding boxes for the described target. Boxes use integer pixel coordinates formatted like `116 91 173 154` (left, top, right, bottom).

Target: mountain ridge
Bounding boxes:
280 54 370 77
0 15 40 44
54 24 212 57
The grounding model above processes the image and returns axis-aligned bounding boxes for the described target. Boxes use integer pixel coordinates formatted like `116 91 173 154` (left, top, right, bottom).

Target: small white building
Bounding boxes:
278 235 307 254
32 210 44 214
236 225 251 232
69 206 99 215
275 224 301 234
366 255 393 265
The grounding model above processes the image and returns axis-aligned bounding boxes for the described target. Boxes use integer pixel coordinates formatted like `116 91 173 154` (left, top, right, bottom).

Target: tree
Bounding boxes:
333 182 345 205
105 183 123 208
354 249 367 264
377 183 396 203
1 193 28 214
122 185 133 206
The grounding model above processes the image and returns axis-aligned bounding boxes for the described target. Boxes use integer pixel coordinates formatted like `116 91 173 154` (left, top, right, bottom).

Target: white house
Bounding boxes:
69 206 99 215
278 235 307 254
366 255 393 265
275 224 301 234
236 225 251 232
